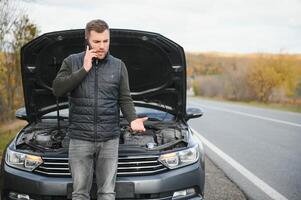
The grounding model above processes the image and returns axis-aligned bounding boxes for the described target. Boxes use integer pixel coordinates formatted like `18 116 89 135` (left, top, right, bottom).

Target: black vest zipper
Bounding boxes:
94 63 98 142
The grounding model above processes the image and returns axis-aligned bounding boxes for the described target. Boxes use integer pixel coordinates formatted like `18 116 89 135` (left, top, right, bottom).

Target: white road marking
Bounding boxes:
192 128 288 200
190 102 301 128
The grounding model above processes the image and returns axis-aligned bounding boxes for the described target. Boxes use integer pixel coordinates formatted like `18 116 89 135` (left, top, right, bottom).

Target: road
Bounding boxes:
188 97 301 200
202 156 247 200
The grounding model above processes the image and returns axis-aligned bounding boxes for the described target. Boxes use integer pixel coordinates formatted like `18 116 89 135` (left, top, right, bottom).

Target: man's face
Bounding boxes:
87 29 110 59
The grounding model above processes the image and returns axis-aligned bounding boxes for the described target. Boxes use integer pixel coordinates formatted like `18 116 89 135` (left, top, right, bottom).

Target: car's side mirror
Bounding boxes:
185 107 204 120
15 107 27 120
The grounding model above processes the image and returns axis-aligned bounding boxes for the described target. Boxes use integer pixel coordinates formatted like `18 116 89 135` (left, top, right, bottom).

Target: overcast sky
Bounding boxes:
21 0 301 53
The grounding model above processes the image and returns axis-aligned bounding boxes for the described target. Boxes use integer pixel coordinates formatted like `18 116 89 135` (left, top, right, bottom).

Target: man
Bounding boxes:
52 19 147 200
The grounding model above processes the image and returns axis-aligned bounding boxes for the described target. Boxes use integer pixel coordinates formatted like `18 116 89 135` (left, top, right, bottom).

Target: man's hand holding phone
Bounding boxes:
83 45 97 72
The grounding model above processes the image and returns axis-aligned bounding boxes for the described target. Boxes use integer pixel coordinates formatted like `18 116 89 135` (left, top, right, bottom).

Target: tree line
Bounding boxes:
0 0 39 123
187 52 301 104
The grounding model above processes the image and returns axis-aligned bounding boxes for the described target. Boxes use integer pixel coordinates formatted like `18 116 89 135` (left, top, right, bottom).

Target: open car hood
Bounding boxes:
21 29 187 122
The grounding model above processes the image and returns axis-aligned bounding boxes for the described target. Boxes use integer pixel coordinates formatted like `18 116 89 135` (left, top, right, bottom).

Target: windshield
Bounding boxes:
43 106 175 121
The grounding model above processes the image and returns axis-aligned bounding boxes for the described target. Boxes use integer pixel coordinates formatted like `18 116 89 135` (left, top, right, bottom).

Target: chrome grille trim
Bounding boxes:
117 164 163 170
118 160 158 164
43 157 69 160
118 155 159 159
43 162 69 165
117 168 167 175
34 156 168 177
38 166 69 170
34 170 71 176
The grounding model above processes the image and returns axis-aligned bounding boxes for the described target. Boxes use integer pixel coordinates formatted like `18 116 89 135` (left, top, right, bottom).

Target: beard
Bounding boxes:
96 50 107 59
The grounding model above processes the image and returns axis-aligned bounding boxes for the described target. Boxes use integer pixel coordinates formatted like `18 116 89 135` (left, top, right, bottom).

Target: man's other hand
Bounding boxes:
130 117 148 132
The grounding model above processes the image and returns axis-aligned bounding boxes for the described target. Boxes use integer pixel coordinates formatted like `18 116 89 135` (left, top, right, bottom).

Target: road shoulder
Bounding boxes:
205 156 247 200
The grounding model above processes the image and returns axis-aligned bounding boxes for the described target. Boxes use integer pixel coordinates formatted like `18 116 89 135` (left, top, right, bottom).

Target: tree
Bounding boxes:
1 14 39 120
271 54 299 97
0 0 39 122
0 0 20 50
247 54 300 102
223 59 253 101
0 0 21 122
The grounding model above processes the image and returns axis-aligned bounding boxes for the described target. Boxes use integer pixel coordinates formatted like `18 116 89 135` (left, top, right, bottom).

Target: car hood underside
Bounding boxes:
21 29 187 122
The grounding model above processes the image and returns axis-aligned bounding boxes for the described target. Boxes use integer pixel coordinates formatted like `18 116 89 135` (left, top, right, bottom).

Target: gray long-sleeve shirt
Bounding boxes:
52 55 137 123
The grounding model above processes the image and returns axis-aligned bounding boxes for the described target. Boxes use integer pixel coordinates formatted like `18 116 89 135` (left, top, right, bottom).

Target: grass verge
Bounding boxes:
191 96 301 113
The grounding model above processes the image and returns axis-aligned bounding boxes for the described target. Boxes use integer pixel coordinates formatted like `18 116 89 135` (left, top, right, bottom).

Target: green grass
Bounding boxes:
192 96 301 113
0 128 20 158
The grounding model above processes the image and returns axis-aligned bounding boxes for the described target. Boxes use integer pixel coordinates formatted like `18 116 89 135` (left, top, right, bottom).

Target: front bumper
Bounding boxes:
1 161 204 200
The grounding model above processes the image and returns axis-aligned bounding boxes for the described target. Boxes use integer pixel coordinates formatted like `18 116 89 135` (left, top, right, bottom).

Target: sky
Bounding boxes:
20 0 301 53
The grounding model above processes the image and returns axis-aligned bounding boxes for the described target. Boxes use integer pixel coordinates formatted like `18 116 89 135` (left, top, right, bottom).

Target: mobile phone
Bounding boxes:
85 39 92 50
85 39 97 64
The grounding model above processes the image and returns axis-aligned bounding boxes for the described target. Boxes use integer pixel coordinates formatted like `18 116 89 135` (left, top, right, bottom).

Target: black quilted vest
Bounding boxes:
68 52 122 142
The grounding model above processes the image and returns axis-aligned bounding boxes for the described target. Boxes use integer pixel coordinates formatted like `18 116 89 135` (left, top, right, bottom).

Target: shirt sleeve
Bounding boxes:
119 61 137 123
52 56 88 97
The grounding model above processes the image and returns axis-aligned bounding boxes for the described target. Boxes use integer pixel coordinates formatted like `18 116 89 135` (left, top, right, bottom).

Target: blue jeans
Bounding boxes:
68 137 119 200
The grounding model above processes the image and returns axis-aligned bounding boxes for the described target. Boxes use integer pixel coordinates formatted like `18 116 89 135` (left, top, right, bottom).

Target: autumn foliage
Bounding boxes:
187 52 301 104
0 0 39 123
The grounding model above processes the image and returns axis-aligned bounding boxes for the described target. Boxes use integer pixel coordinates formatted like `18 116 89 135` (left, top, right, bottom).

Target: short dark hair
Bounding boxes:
85 19 109 39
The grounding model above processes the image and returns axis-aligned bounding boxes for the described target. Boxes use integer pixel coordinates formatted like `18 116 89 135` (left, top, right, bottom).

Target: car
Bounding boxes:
0 29 205 200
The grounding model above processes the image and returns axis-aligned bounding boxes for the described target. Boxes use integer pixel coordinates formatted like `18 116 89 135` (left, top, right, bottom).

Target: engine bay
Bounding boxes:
15 120 188 153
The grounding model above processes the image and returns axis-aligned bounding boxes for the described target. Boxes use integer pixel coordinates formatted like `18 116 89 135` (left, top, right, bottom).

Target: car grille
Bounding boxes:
34 155 168 177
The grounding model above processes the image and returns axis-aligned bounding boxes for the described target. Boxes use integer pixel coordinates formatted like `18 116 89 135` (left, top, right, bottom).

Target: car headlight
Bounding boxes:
5 148 43 171
159 144 199 169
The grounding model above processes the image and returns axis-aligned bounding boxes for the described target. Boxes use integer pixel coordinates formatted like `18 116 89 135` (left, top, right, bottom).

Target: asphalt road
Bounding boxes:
188 97 301 200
